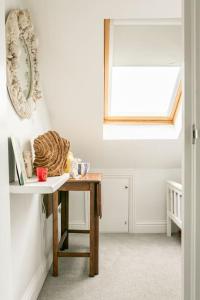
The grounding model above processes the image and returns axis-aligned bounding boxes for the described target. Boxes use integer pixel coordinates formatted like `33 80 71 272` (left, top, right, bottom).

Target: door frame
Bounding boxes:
183 0 200 299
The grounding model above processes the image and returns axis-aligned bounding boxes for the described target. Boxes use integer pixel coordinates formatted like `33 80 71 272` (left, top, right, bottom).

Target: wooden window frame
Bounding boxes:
104 19 182 125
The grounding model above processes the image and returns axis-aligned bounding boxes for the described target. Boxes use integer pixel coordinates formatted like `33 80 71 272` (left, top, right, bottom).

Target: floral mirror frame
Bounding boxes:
6 9 42 119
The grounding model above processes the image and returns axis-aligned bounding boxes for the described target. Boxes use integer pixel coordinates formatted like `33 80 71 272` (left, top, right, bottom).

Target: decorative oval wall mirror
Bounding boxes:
6 9 42 119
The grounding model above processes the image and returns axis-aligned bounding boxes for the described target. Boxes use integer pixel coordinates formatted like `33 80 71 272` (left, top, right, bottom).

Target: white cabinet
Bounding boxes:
100 176 130 233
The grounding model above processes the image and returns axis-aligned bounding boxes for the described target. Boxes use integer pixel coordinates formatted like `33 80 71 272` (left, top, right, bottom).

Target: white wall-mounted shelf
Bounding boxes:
10 173 70 194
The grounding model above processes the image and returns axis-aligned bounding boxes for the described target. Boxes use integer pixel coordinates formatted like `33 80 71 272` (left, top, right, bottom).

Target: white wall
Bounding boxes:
0 0 13 299
5 1 53 299
27 0 182 169
133 169 181 232
26 0 182 231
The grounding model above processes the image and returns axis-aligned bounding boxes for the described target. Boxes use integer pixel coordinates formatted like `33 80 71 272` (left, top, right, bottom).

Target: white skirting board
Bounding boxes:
135 221 167 233
21 252 52 300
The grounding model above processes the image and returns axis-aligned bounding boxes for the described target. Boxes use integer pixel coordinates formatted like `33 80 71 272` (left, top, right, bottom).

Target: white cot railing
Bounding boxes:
166 181 183 236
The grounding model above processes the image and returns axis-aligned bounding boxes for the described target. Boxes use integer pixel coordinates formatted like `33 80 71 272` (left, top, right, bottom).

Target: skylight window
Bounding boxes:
104 19 183 126
110 66 181 117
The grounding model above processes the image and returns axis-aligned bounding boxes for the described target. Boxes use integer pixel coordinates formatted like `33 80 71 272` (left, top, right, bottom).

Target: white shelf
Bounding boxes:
10 173 70 194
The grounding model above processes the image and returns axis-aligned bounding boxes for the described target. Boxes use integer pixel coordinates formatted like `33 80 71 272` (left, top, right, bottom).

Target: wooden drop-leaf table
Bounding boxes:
53 173 102 277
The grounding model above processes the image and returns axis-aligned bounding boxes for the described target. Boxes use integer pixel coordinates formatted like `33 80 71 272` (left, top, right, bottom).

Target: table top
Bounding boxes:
68 173 102 183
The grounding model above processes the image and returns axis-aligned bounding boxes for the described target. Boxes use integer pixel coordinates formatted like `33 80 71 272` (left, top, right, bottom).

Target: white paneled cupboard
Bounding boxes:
100 176 130 233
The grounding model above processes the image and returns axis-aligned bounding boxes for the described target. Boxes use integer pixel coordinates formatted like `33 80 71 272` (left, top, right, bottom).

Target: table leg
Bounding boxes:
89 183 95 277
61 191 69 249
94 183 100 275
53 191 58 276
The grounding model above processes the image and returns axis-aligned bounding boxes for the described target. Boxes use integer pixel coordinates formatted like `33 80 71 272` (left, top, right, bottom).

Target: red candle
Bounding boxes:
36 167 48 182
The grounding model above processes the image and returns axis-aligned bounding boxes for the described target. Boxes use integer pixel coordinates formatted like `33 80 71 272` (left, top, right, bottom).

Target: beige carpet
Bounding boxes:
38 234 181 300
